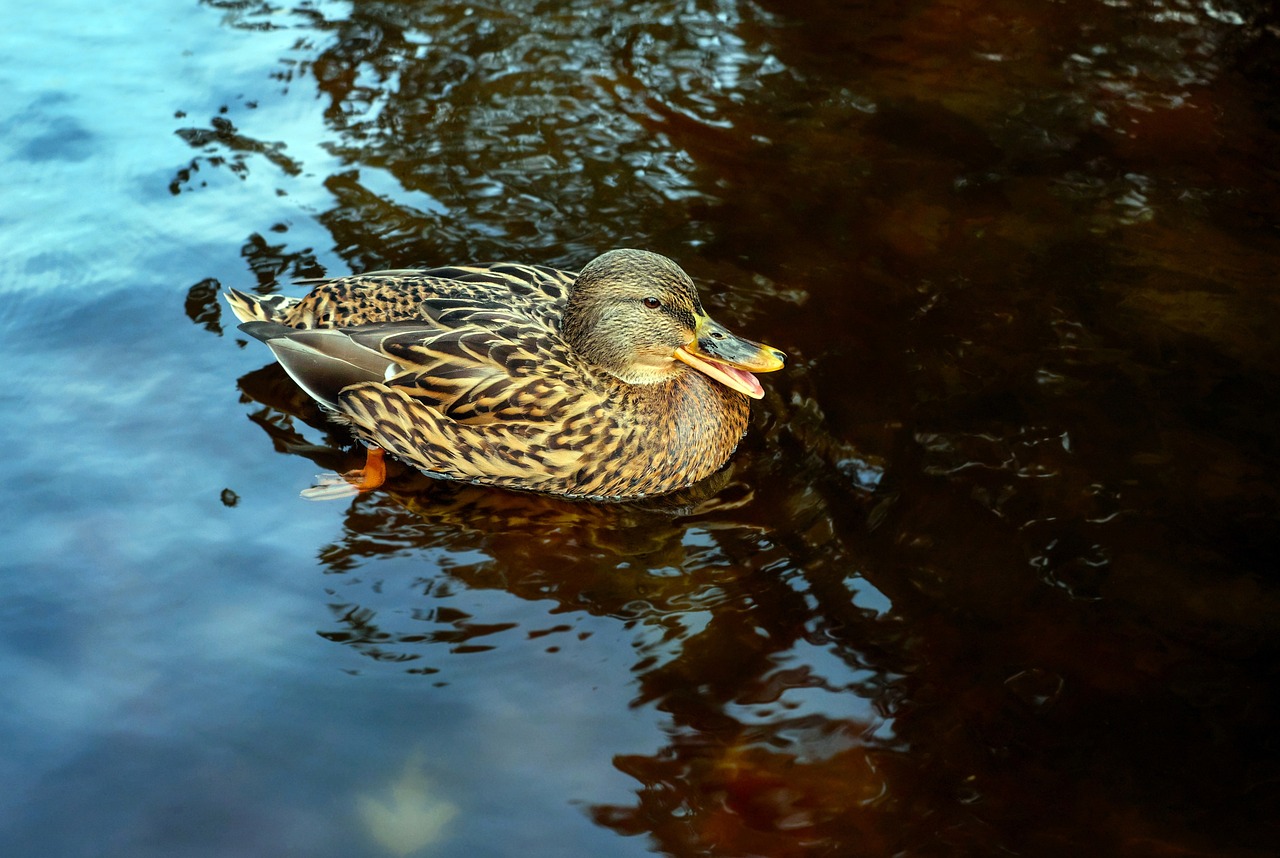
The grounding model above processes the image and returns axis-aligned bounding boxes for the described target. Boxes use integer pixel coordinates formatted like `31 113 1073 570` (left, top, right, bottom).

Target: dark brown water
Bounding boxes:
3 0 1278 856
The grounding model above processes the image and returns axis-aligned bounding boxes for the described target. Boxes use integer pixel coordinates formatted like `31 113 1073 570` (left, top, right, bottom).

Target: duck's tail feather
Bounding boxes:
225 288 302 324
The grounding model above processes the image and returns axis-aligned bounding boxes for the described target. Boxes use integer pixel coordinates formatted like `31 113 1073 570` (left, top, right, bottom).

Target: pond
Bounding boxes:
2 0 1278 855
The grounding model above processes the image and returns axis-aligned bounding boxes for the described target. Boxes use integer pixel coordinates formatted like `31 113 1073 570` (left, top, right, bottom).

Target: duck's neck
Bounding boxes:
613 369 751 482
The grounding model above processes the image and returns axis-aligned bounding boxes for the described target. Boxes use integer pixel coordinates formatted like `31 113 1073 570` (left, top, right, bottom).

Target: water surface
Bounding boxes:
2 0 1278 856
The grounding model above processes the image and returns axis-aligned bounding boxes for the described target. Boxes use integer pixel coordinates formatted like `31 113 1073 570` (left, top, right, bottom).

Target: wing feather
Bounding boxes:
244 261 594 434
354 298 585 428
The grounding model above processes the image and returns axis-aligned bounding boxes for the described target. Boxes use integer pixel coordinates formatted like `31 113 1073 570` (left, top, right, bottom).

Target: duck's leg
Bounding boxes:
300 446 387 500
346 446 387 491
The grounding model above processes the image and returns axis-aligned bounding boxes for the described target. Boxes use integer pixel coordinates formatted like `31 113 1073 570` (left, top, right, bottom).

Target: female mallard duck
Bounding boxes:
226 248 785 500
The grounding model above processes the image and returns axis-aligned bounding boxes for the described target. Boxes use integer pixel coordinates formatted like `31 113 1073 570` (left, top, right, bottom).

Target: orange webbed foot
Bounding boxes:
300 447 387 501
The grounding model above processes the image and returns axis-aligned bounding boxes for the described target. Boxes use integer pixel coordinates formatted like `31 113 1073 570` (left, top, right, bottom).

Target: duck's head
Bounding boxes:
561 249 786 399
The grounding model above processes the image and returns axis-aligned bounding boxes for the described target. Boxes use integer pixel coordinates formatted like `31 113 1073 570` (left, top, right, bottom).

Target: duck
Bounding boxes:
226 248 786 500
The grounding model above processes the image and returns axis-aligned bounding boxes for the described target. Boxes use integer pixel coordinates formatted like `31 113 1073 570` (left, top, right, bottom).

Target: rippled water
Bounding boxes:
3 0 1279 855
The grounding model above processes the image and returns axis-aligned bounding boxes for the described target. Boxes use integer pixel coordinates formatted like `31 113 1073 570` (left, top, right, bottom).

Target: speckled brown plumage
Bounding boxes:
227 249 784 500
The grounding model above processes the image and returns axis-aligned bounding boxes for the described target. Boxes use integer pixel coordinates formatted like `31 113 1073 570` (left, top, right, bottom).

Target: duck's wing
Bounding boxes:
239 292 591 427
373 295 587 426
328 304 604 493
237 320 425 410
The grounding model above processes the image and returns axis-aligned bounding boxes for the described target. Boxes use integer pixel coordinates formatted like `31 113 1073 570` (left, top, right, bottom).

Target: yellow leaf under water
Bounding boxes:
357 753 460 856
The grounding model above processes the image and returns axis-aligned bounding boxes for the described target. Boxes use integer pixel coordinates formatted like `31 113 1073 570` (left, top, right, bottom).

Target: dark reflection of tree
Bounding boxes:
170 114 301 196
205 0 1280 854
191 0 858 275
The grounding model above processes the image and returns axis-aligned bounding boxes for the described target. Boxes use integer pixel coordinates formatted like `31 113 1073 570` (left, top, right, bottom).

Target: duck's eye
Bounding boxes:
642 296 662 309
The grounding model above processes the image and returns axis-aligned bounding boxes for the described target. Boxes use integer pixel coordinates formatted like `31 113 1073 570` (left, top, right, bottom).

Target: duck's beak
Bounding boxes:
674 316 786 399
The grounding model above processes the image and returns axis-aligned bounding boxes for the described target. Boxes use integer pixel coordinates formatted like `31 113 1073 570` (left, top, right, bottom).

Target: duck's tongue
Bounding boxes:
718 364 764 399
674 346 765 399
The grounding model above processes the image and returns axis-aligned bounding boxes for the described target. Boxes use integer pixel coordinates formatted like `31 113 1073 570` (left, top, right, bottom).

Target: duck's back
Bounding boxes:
227 263 577 330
